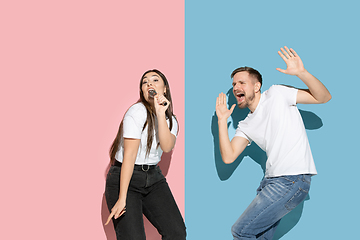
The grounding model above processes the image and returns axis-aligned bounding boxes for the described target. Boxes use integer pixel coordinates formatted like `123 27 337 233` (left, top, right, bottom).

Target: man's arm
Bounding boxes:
216 93 249 164
276 46 332 104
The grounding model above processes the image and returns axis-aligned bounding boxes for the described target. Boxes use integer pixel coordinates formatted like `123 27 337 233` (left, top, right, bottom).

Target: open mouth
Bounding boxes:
148 89 157 98
236 92 245 102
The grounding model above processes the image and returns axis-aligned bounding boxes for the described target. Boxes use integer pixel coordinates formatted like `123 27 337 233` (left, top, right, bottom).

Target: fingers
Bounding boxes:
105 211 115 225
216 93 234 120
155 95 170 108
279 46 296 59
289 48 297 57
229 104 236 113
280 47 291 59
277 50 287 61
216 92 226 105
284 46 293 58
276 67 286 73
216 95 220 106
105 207 126 225
221 93 226 104
115 207 126 219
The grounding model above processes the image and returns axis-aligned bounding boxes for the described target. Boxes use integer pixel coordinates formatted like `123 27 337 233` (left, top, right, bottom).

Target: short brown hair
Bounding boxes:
231 66 262 89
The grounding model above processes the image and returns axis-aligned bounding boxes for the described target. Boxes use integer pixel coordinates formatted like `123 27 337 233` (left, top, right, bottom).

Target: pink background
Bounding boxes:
0 1 184 239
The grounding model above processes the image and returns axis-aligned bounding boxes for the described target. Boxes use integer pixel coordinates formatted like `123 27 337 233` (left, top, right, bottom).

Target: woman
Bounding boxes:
105 69 186 240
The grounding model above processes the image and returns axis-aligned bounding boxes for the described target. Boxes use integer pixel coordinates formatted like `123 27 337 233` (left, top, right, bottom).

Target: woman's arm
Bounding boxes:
105 138 140 225
154 95 176 153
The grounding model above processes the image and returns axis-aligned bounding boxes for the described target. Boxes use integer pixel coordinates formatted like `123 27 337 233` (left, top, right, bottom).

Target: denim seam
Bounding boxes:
279 175 298 183
303 176 311 184
284 186 309 211
240 185 293 236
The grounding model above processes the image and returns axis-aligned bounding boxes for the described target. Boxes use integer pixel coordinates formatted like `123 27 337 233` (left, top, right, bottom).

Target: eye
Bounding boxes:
142 80 147 84
154 78 159 82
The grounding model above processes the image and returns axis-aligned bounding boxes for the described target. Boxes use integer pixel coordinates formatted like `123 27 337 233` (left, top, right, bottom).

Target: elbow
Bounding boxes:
220 149 236 164
222 156 235 164
161 145 174 153
160 136 176 153
162 148 173 153
321 93 332 104
326 93 332 103
223 159 233 164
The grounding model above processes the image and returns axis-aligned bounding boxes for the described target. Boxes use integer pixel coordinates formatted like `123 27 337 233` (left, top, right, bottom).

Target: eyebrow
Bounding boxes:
142 75 159 79
232 80 246 85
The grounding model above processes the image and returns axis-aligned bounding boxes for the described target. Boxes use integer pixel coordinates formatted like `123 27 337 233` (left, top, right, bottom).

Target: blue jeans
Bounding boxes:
231 174 311 240
105 165 186 240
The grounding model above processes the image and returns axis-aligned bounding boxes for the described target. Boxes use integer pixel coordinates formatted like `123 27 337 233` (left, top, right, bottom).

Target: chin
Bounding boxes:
237 103 247 109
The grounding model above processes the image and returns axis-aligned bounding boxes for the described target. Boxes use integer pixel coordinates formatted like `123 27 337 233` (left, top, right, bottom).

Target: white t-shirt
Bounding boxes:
235 85 317 177
115 102 178 165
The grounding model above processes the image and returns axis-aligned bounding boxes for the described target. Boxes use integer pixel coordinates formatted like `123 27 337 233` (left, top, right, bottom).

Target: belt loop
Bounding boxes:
301 174 306 182
142 164 150 172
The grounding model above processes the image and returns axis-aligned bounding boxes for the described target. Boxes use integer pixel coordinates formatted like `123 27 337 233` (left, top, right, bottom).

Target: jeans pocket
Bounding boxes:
280 175 298 183
146 167 165 187
106 166 120 184
285 187 309 211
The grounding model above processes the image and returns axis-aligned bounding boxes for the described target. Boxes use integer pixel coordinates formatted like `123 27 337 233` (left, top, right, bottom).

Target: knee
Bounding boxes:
231 223 248 240
231 224 241 239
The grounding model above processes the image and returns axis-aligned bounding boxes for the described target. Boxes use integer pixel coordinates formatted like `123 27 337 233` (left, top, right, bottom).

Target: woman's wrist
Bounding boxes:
156 111 166 119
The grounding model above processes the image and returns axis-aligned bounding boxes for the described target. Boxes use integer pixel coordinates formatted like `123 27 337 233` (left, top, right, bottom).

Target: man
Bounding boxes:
216 46 331 239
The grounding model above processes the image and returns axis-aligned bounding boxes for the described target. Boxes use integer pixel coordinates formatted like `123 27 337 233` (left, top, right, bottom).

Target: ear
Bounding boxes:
255 82 261 93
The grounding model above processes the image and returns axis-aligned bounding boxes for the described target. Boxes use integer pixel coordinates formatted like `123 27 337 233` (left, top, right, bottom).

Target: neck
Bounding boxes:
248 92 261 113
147 99 155 112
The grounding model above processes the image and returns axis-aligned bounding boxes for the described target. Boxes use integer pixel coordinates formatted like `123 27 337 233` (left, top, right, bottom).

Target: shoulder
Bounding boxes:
268 84 291 92
271 84 297 93
267 85 297 104
123 102 147 129
126 102 147 118
267 85 298 97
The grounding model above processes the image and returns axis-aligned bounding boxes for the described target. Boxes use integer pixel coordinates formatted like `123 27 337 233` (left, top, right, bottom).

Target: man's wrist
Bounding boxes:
218 118 228 125
295 69 309 78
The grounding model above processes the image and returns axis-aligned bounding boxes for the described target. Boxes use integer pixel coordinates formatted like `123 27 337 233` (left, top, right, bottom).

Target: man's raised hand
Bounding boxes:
276 46 306 76
216 93 236 122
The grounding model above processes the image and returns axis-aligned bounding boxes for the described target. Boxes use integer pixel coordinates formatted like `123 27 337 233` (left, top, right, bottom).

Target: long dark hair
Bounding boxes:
109 69 177 165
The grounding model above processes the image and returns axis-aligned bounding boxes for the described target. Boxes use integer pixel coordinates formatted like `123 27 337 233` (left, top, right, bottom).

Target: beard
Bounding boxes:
237 91 255 109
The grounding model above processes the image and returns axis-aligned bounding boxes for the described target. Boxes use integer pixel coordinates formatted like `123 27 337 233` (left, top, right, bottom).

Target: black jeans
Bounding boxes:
105 164 186 240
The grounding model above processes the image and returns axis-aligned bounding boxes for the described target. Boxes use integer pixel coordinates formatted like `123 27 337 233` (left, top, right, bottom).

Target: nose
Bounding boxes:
233 83 239 91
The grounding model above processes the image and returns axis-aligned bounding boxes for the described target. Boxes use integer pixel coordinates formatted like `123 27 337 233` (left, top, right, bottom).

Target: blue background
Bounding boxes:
185 0 360 239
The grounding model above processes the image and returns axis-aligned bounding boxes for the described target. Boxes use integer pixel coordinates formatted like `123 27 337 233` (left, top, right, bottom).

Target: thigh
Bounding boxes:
113 190 146 240
232 175 310 239
283 174 311 211
105 166 121 212
142 177 186 240
105 166 146 240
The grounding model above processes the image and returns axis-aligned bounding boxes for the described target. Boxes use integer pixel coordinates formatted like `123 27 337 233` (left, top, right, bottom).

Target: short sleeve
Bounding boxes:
123 103 147 139
235 125 252 145
273 85 298 106
169 116 178 137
